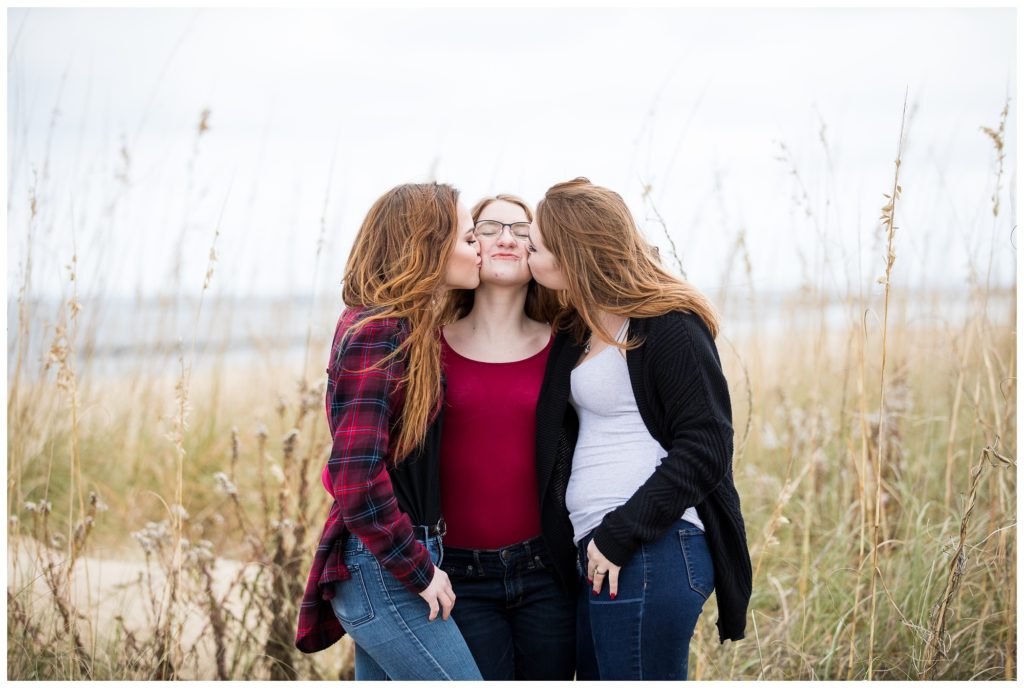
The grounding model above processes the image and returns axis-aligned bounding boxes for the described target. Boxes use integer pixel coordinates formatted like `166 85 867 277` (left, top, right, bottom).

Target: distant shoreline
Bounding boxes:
8 286 1015 378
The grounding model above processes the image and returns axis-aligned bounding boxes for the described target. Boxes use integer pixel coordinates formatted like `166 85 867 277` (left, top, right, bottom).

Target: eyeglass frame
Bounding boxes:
472 220 533 241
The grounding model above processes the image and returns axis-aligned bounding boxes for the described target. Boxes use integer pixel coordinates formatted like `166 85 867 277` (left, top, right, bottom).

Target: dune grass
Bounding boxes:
7 98 1016 679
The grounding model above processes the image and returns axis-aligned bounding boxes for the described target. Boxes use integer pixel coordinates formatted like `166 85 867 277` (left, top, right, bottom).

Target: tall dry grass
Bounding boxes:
682 97 1016 681
7 95 1016 681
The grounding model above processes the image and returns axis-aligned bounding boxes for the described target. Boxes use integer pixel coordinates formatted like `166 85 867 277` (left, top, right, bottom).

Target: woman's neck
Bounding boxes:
461 283 534 341
589 309 627 340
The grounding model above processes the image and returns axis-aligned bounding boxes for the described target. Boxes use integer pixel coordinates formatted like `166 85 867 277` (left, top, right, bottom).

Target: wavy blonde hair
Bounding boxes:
535 177 719 347
441 194 562 324
341 182 462 462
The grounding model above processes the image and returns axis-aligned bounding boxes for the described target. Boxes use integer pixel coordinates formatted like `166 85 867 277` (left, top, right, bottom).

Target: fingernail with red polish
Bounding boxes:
592 589 598 597
610 593 617 600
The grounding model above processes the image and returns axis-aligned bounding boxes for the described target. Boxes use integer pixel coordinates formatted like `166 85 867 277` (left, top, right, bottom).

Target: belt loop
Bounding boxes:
473 550 484 578
523 539 535 570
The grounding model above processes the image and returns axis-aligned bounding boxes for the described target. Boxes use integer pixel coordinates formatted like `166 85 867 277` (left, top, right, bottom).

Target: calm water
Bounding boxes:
7 288 1015 380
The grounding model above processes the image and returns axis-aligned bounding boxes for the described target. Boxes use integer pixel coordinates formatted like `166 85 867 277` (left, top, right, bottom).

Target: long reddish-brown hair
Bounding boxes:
341 182 462 462
441 194 561 324
535 177 719 347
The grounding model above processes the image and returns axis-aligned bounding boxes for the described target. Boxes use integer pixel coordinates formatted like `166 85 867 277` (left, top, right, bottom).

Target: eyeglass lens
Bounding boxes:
475 221 532 238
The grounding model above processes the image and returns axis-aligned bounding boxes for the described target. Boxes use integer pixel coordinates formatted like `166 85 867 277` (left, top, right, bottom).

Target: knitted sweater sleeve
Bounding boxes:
592 312 734 566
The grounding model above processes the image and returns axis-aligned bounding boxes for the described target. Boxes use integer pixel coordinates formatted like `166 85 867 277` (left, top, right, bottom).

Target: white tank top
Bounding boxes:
566 319 704 545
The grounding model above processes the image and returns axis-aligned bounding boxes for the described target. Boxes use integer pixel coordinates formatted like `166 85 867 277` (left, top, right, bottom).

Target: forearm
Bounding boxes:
335 466 434 593
594 419 732 566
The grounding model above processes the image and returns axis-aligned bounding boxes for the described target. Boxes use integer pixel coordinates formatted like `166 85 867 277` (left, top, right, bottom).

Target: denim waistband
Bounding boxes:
410 523 444 542
575 527 599 560
443 536 549 577
344 530 443 556
576 519 704 559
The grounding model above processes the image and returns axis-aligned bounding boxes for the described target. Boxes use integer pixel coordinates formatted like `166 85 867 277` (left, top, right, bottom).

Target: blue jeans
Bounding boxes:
330 531 482 681
440 537 576 680
576 519 714 680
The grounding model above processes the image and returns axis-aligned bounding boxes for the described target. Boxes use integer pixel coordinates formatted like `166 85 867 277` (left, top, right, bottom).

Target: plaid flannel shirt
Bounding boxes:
295 307 435 654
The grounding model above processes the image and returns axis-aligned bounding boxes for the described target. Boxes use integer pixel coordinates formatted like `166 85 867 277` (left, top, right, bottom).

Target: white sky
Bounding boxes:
6 7 1018 302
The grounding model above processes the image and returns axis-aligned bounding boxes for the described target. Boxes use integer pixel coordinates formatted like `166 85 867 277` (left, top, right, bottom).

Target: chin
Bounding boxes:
483 273 531 288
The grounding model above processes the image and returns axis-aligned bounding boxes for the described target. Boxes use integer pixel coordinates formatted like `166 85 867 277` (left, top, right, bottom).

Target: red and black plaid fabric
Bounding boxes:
295 307 435 654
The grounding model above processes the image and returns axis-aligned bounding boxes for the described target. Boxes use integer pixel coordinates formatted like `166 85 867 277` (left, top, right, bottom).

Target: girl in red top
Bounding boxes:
438 194 576 680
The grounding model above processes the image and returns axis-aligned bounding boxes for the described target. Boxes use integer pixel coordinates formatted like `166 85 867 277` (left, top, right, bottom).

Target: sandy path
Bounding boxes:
8 535 258 678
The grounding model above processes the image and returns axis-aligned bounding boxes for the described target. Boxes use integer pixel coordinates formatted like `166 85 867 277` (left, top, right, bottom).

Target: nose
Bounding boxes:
496 228 518 249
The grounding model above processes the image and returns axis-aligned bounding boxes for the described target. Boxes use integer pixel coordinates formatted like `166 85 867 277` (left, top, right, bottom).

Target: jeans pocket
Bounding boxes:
330 565 375 627
678 528 714 600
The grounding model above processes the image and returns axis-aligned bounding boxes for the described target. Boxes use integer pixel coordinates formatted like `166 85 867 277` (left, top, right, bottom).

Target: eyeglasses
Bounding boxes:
473 220 532 241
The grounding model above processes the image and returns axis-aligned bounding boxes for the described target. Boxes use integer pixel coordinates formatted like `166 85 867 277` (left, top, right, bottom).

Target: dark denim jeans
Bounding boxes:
440 536 576 680
330 531 482 681
576 519 714 680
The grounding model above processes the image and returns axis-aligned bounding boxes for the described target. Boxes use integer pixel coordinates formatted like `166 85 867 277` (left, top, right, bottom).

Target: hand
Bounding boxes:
587 539 622 600
417 566 456 621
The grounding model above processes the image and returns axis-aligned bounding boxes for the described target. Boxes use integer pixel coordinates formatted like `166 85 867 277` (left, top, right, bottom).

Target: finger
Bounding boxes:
591 570 605 596
440 591 454 621
427 594 439 621
587 560 596 584
608 567 619 601
438 589 452 620
442 579 456 608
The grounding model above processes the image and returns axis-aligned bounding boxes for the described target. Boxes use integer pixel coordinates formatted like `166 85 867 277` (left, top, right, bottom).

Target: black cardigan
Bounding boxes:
534 310 752 643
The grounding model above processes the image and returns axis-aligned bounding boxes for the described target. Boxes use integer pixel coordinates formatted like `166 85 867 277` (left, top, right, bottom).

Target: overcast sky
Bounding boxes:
7 7 1017 303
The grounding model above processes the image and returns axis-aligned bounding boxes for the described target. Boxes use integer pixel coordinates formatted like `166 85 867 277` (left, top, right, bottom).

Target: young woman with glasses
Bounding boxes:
295 182 484 680
436 194 577 680
526 178 752 680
